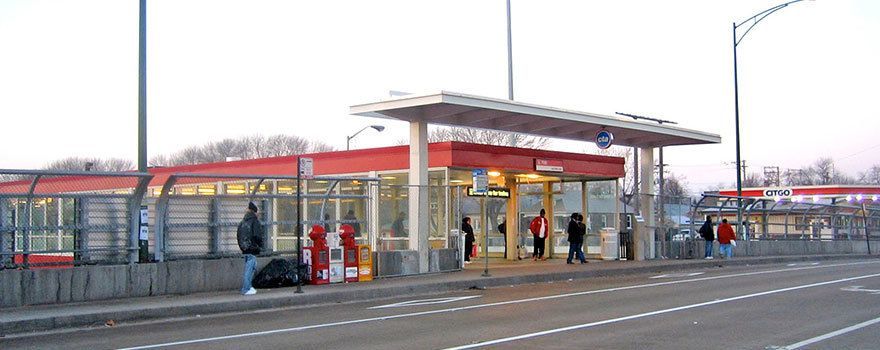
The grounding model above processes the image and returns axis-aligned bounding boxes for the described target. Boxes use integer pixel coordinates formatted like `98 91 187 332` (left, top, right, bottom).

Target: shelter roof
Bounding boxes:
350 91 721 148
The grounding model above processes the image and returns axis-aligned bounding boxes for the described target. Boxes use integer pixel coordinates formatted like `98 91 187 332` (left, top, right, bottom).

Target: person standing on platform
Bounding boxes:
462 217 475 264
566 213 586 264
717 218 736 259
497 218 507 259
530 209 549 261
698 216 715 260
236 202 264 295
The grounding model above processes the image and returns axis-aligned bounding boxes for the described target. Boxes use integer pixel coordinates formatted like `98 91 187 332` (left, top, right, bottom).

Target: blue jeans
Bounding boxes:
567 242 585 263
704 240 713 258
720 244 733 259
241 254 256 294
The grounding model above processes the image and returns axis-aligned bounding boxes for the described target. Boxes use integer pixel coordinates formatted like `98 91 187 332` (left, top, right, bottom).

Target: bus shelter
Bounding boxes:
351 91 721 270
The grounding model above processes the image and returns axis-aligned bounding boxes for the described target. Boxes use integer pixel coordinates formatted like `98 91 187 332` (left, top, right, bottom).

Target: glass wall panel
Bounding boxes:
517 183 544 255
378 173 408 250
586 180 617 255
552 182 584 256
428 170 447 249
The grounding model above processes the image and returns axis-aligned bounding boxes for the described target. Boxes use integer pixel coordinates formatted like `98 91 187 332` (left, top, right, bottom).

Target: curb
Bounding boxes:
2 254 875 335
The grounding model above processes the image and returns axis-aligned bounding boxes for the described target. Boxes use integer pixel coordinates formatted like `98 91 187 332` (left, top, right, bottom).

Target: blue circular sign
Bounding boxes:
596 130 614 149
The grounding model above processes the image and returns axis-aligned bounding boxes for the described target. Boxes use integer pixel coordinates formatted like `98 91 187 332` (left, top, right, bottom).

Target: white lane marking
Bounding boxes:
781 316 880 349
840 285 880 294
650 272 704 279
369 296 482 309
443 273 880 350
787 262 820 267
117 261 879 350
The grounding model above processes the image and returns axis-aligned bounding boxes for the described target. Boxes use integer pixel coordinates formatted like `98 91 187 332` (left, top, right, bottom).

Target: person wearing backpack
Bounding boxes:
566 213 586 264
237 202 264 295
698 216 715 260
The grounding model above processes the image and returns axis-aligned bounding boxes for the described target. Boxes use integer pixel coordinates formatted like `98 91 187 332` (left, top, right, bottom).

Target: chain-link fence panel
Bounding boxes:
0 169 152 268
154 174 378 261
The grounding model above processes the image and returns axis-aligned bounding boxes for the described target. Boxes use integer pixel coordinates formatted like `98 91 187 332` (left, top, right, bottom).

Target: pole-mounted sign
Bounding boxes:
472 169 488 195
596 129 614 149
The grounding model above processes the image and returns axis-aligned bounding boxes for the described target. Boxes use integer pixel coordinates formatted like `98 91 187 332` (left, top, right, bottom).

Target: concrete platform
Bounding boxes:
1 254 876 336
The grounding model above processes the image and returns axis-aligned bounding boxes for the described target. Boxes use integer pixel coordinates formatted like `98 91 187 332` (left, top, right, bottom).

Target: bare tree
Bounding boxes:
813 157 835 185
662 173 690 198
428 126 549 149
596 146 635 197
149 134 335 166
742 172 763 188
42 157 134 172
858 165 880 185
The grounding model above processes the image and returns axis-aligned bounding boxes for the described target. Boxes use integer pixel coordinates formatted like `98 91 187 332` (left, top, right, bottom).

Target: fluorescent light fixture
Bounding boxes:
381 176 396 180
487 171 501 177
449 180 464 183
846 195 853 202
873 195 878 201
774 196 782 202
856 194 864 202
812 195 820 203
526 174 540 179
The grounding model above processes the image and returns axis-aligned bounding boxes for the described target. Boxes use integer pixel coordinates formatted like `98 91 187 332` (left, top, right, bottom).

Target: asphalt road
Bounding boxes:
4 259 880 350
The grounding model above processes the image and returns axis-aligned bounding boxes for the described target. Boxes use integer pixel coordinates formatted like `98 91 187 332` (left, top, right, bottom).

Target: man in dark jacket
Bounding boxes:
698 216 714 260
566 213 586 264
237 202 264 295
462 217 475 264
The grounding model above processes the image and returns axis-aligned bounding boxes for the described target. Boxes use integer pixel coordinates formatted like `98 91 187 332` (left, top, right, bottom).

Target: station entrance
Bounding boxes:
447 168 620 261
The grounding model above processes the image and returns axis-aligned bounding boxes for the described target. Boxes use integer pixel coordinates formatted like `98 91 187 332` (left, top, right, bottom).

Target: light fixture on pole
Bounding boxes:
346 125 385 150
733 0 812 235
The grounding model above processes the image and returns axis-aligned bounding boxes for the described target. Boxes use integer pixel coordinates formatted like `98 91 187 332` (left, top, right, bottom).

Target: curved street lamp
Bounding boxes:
346 125 385 150
733 0 812 235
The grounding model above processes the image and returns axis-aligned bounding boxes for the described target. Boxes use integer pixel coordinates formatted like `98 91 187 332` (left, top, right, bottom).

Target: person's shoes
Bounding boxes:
541 257 547 261
704 256 713 260
243 287 257 295
533 257 538 261
566 261 574 264
464 261 471 264
580 261 588 264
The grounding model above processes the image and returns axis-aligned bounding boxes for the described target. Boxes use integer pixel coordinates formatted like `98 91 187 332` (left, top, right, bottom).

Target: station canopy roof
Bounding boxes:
350 91 721 148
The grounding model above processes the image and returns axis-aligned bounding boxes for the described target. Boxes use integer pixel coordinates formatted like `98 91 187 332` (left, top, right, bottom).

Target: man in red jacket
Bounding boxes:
717 218 736 259
529 209 550 261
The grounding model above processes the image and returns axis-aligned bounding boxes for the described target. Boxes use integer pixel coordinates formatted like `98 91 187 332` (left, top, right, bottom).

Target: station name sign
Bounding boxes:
763 188 793 197
534 158 564 172
467 186 511 198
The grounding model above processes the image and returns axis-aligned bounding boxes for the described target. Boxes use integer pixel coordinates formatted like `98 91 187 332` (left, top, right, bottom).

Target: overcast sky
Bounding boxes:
1 0 878 193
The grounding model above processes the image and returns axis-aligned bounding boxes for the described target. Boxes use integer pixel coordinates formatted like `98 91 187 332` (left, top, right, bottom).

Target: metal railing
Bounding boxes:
0 169 153 268
153 173 380 261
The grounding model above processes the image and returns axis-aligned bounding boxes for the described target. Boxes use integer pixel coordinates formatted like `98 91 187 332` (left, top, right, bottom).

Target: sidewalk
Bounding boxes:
1 254 875 336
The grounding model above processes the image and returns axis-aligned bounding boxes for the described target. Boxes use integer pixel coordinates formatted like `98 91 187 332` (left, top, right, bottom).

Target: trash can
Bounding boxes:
600 227 619 260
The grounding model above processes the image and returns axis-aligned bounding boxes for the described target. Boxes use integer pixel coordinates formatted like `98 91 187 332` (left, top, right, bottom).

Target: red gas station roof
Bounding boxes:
718 185 880 198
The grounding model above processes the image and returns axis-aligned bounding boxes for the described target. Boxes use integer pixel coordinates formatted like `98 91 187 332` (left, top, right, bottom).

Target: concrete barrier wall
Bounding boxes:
0 257 275 309
668 240 878 259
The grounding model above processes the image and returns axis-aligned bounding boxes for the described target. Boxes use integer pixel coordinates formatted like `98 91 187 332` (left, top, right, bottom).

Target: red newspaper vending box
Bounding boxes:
339 224 359 283
307 225 329 285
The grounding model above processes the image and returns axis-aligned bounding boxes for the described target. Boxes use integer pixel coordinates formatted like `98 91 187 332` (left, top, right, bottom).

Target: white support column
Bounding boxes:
409 121 429 273
368 171 379 252
638 147 656 260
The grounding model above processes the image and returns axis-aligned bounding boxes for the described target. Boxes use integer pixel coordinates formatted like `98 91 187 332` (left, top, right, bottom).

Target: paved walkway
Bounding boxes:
1 254 875 336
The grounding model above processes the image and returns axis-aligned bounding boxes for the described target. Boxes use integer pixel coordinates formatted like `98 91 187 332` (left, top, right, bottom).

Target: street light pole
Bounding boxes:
138 0 147 172
346 125 385 151
733 0 811 236
506 0 517 147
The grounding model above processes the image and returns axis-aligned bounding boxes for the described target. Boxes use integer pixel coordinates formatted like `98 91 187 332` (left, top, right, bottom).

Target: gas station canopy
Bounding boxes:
350 91 721 148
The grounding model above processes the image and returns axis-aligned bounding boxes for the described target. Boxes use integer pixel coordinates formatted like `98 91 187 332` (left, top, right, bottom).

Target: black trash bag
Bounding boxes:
252 258 306 288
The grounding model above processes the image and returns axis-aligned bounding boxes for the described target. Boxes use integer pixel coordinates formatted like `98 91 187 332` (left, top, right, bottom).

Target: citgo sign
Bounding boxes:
763 188 793 197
